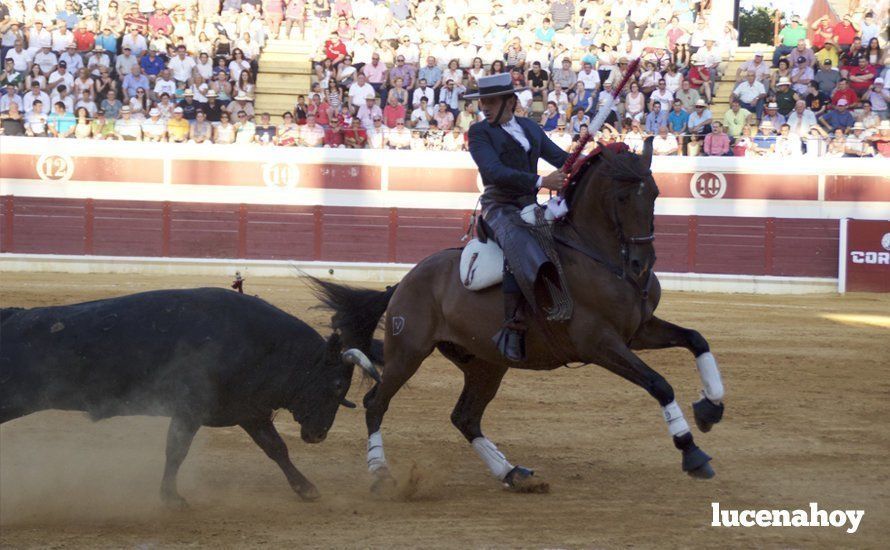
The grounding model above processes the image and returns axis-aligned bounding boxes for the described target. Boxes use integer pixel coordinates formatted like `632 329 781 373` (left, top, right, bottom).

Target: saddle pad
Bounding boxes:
459 238 504 291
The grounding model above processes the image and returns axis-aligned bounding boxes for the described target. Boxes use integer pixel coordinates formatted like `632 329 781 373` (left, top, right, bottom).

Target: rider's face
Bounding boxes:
479 95 514 125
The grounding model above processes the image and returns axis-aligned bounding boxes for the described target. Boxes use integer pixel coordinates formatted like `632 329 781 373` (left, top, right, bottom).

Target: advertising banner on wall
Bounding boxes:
839 218 890 292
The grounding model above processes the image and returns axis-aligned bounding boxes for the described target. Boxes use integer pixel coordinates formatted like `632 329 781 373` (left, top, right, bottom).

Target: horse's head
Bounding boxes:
565 138 659 278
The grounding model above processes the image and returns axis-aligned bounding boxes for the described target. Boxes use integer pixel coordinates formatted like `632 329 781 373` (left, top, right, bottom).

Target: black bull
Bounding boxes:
0 288 377 506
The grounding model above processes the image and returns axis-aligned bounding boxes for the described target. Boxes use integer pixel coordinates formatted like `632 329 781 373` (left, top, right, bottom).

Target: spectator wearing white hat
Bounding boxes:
732 71 767 119
752 120 777 155
226 91 255 120
356 93 382 129
86 46 110 78
773 77 796 116
843 122 874 157
114 105 142 141
863 78 888 120
687 99 713 139
736 51 771 86
762 102 786 130
142 107 167 141
167 106 190 142
33 42 58 76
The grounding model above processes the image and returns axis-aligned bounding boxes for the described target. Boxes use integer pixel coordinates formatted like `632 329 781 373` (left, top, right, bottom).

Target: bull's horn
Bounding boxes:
342 348 382 384
340 398 357 409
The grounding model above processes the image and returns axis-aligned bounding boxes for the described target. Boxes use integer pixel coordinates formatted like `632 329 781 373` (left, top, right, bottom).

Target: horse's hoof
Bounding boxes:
682 447 714 479
297 483 321 502
370 467 397 497
503 466 550 494
161 493 190 510
687 462 716 479
693 397 724 433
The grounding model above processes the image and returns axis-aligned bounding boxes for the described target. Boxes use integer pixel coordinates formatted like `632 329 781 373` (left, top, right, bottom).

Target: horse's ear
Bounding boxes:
641 136 654 169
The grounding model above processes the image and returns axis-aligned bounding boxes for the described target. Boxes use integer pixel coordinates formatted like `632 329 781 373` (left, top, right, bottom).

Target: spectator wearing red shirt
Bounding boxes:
311 94 332 126
148 9 173 35
72 22 95 52
688 57 712 104
323 117 345 147
343 117 368 148
324 32 348 65
832 15 857 50
831 79 859 107
810 16 833 50
703 122 731 156
848 57 877 96
382 94 405 128
124 5 149 33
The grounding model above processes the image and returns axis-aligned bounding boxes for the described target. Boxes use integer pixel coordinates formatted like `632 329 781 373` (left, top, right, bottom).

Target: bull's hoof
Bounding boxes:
682 447 715 479
161 492 190 510
297 483 321 502
693 397 724 433
503 466 550 494
370 467 397 498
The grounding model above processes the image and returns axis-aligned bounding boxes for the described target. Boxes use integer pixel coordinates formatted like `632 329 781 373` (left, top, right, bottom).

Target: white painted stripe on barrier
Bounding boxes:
3 180 890 219
0 254 839 294
838 217 849 294
1 136 888 176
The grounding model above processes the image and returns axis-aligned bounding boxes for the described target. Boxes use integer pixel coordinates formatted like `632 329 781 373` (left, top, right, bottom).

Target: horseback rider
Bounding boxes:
464 73 570 362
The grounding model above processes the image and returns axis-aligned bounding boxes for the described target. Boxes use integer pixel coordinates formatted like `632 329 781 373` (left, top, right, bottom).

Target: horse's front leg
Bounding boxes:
630 316 725 432
581 334 715 479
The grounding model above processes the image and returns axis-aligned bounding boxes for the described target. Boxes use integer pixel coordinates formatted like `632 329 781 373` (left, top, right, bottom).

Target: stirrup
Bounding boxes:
493 326 526 362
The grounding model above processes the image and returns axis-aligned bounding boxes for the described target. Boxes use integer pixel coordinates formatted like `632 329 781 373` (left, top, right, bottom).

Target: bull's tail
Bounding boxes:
307 277 396 366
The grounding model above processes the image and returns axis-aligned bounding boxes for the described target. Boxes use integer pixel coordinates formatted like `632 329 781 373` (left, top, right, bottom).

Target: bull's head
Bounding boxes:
291 333 379 444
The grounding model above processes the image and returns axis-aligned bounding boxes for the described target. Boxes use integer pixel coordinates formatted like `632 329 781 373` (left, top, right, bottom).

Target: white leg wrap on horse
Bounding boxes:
471 437 514 480
695 352 724 402
662 400 690 437
367 431 387 473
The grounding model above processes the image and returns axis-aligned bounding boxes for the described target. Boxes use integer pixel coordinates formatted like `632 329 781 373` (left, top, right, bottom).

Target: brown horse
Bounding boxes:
311 139 725 493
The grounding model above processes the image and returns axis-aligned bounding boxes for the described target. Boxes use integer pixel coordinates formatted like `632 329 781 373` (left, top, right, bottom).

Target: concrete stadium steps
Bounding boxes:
255 38 314 122
255 73 312 94
254 93 298 116
710 45 774 121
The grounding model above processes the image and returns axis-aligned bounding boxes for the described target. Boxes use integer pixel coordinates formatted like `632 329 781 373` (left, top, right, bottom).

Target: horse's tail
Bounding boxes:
307 277 396 366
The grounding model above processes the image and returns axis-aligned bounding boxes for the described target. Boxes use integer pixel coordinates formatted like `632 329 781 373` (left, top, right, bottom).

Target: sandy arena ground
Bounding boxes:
1 272 888 548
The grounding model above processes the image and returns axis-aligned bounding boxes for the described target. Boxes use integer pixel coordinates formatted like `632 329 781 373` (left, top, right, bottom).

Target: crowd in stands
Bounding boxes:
0 1 888 157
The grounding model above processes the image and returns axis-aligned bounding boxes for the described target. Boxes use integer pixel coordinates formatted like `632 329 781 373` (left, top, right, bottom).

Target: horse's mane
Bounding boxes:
564 149 653 209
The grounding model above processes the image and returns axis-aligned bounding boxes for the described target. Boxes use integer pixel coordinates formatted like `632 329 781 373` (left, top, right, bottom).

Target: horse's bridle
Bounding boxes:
555 188 656 335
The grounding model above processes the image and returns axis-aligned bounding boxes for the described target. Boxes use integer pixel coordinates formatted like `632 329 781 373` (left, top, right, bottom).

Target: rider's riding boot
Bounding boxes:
493 290 527 362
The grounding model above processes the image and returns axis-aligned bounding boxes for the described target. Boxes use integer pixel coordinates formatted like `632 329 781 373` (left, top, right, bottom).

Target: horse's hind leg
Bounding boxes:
449 358 549 493
587 335 715 479
630 316 725 432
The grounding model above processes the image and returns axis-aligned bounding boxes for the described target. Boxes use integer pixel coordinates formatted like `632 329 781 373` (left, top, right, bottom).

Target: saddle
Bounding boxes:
459 203 573 322
459 204 550 291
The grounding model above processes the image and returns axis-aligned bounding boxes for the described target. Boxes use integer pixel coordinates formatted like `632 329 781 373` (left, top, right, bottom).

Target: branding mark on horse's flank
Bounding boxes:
392 316 406 336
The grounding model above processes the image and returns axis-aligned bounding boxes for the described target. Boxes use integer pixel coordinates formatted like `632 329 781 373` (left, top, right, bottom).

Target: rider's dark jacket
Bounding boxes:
467 116 569 309
468 117 569 211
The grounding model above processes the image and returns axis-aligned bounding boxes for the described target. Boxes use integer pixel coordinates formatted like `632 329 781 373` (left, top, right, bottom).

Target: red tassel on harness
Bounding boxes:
560 56 641 191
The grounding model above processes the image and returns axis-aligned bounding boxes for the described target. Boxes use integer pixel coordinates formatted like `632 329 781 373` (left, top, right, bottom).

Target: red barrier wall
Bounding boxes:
0 195 839 277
